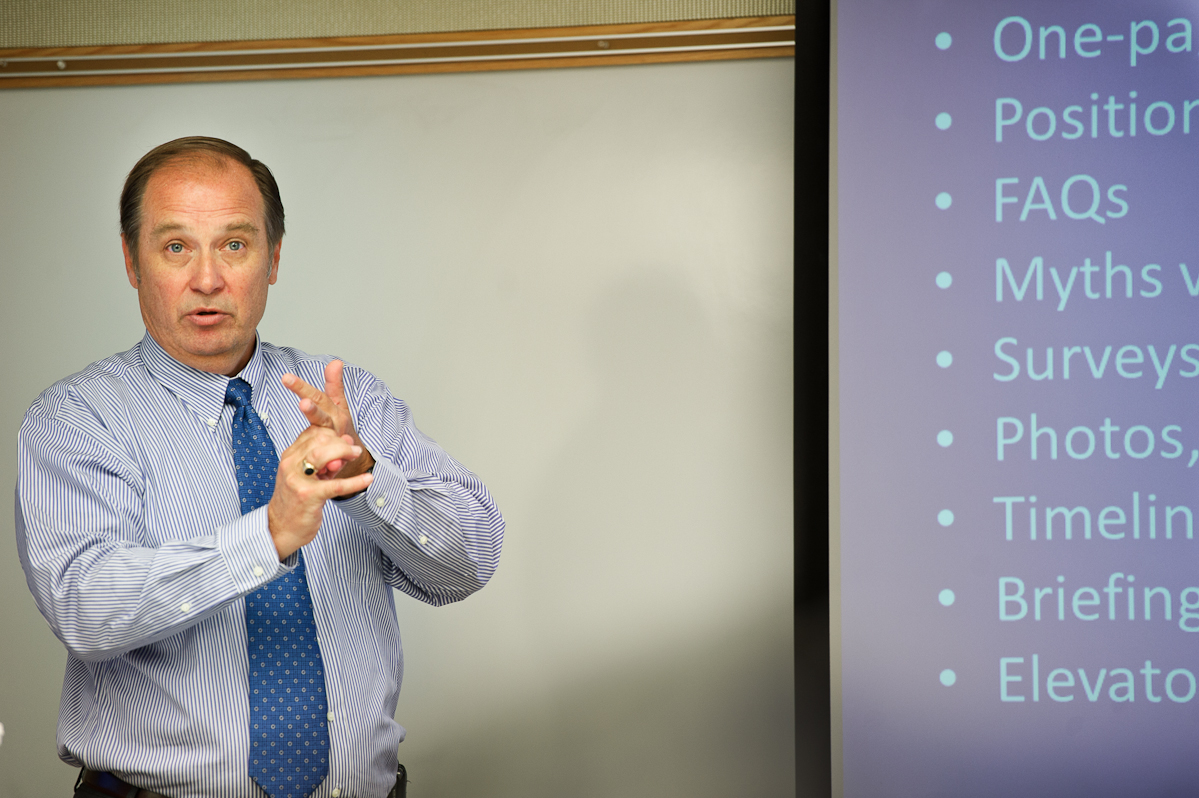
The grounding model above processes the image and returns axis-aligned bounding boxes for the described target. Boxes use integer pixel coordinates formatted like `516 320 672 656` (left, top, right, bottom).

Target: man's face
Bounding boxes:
123 157 280 376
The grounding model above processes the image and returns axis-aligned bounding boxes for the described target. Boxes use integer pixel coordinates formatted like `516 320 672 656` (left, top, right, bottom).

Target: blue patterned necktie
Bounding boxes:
226 378 330 798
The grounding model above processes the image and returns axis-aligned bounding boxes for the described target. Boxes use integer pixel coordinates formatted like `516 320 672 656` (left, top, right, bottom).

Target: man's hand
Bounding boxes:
281 360 376 479
266 360 376 560
267 426 373 560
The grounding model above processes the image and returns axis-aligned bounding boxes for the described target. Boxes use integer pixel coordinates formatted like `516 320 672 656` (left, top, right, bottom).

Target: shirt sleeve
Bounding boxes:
333 366 504 606
15 391 286 663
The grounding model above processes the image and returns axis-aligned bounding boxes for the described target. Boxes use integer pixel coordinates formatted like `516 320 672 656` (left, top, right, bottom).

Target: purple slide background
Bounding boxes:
839 1 1199 795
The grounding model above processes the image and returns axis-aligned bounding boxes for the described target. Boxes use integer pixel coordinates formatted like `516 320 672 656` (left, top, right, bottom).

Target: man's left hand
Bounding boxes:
282 360 376 479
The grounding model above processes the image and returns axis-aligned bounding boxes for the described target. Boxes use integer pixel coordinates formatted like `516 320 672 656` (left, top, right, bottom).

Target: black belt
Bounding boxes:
78 770 170 798
79 765 407 798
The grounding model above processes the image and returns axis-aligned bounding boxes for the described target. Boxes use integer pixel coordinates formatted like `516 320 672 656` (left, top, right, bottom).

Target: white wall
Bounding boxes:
0 58 794 797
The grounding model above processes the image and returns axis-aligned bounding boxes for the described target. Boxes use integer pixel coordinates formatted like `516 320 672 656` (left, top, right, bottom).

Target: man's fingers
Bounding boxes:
269 456 372 559
284 427 356 471
319 459 346 477
284 373 338 414
289 423 344 448
298 397 334 429
323 360 348 407
284 369 352 436
282 372 321 402
306 441 361 472
309 470 373 499
314 437 357 478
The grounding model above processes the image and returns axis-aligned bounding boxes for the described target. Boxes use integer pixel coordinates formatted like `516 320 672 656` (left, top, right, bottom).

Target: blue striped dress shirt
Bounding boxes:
16 333 504 798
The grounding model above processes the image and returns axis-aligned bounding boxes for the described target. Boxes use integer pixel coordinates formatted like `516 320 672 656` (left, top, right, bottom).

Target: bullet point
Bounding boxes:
940 668 957 686
936 350 953 368
937 430 953 447
937 509 954 527
935 271 952 289
935 112 952 130
939 589 956 606
936 32 952 50
935 192 952 210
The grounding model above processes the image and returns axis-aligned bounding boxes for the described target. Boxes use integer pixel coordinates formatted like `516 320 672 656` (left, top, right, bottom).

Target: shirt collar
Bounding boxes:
139 332 269 422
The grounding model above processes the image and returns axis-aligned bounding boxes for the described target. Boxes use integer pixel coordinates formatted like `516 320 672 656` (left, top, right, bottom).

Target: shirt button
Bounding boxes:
253 566 265 577
331 790 341 798
327 712 335 722
181 603 192 612
375 496 387 508
418 535 428 545
206 418 217 428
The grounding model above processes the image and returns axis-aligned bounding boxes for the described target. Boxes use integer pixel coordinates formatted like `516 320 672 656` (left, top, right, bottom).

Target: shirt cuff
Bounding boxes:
335 458 408 530
218 504 291 595
337 455 453 524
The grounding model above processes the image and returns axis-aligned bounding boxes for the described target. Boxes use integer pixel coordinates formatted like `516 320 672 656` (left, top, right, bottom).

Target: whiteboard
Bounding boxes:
0 58 794 797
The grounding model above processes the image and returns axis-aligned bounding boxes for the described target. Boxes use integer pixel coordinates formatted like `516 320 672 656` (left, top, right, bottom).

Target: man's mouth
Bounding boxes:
187 309 229 326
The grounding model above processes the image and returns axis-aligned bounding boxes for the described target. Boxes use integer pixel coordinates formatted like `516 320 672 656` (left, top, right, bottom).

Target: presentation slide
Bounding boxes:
837 1 1199 794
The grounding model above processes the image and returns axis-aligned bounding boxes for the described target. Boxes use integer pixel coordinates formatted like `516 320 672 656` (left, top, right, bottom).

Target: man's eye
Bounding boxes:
167 243 184 254
228 241 243 251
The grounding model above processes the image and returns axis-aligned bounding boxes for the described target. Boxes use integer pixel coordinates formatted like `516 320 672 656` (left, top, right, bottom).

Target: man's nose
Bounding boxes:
190 249 225 293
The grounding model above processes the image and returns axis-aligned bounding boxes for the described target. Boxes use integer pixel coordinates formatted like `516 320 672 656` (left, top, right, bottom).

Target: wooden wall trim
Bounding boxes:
0 16 795 88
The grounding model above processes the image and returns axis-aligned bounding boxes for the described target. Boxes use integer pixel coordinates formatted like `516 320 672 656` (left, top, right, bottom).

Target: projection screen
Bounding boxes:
835 1 1199 794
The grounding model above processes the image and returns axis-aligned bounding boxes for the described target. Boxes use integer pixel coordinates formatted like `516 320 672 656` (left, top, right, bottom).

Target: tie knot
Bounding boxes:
225 377 253 409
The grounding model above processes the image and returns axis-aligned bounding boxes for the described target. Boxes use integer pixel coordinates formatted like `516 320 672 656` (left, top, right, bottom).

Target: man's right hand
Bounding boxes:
267 425 374 560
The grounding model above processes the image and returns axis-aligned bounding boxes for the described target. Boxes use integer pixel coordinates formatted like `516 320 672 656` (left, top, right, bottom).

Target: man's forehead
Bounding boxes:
141 156 264 229
148 152 239 184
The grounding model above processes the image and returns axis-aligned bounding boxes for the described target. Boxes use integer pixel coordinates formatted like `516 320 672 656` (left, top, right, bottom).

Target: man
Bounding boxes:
16 137 504 798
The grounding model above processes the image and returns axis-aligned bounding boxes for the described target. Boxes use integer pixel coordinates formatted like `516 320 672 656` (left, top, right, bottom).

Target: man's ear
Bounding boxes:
122 235 139 288
268 240 281 285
